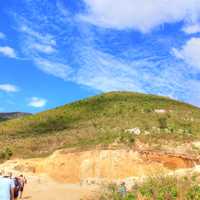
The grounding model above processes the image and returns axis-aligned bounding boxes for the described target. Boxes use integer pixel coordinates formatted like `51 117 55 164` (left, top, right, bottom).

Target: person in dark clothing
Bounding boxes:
18 175 27 199
14 177 21 200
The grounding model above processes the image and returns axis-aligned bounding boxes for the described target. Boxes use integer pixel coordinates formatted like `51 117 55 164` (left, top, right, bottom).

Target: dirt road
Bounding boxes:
22 174 98 200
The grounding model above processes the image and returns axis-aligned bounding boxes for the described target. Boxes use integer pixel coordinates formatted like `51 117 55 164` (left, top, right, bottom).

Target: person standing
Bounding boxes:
118 182 127 198
0 171 15 200
18 175 27 199
14 177 21 200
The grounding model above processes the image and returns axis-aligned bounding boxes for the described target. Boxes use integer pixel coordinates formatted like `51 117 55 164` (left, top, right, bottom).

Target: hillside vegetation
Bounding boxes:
0 92 200 159
101 173 200 200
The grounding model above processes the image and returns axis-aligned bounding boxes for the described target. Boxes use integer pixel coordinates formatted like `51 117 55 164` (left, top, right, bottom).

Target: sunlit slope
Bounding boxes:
1 92 200 158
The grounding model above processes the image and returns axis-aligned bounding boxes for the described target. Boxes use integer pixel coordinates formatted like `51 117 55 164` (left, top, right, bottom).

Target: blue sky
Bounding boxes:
0 0 200 113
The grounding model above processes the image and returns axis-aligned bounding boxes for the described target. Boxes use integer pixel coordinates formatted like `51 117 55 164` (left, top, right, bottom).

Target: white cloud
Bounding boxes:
28 97 47 108
20 25 56 46
0 84 19 93
172 37 200 69
31 43 55 54
0 46 17 58
183 24 200 34
18 25 57 56
35 58 73 80
0 32 5 39
75 47 144 92
80 0 200 32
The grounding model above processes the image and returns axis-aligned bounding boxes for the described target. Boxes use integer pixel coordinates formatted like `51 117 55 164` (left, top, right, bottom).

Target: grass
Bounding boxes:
100 173 200 200
1 91 200 158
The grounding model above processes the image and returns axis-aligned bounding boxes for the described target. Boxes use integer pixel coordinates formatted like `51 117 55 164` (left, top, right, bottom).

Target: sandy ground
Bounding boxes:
21 174 99 200
0 160 100 200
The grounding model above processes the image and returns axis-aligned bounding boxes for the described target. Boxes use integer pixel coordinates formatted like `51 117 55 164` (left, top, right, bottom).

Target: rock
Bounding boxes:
192 142 200 149
125 128 141 135
154 109 167 114
144 131 150 135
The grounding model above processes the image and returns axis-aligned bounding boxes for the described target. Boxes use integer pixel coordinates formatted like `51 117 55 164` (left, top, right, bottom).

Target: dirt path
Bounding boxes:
0 166 98 200
22 174 98 200
0 158 100 200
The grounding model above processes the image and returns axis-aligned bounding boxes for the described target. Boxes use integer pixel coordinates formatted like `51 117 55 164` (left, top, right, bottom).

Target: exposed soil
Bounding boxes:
2 148 200 182
1 148 200 199
139 150 200 169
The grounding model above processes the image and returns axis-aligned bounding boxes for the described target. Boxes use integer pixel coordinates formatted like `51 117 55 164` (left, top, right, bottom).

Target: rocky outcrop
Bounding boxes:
139 150 200 169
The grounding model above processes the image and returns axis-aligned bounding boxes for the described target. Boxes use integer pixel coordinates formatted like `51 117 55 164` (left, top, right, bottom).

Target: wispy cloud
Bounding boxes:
35 58 73 80
74 45 200 106
28 97 47 108
0 84 19 93
20 25 56 46
0 46 17 58
30 43 56 54
75 47 144 92
19 25 57 57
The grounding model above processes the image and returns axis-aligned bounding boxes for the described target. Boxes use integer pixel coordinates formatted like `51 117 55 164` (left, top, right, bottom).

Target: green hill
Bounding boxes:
1 92 200 159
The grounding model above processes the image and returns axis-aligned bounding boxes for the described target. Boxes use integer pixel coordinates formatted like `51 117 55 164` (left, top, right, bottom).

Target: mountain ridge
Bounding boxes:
0 112 32 122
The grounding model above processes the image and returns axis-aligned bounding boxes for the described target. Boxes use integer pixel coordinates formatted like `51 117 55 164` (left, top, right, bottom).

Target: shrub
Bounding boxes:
143 108 152 113
138 177 178 199
99 184 136 200
139 183 154 198
124 194 136 200
99 183 121 200
119 133 135 146
158 117 168 129
0 147 13 161
100 174 200 200
186 185 200 200
156 185 177 200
